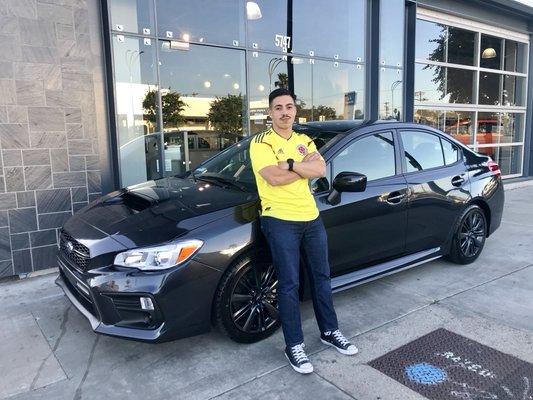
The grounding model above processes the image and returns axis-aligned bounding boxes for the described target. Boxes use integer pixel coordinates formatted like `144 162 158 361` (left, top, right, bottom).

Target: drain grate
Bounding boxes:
368 328 533 400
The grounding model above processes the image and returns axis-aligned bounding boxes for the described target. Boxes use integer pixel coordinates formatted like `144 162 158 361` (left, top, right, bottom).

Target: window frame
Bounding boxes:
398 128 464 175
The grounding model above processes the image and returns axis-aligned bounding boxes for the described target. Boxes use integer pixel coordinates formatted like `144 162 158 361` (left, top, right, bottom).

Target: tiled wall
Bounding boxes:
0 0 105 277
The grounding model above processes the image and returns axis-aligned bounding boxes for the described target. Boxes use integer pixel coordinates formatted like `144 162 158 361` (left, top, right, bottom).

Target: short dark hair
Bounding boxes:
268 88 296 107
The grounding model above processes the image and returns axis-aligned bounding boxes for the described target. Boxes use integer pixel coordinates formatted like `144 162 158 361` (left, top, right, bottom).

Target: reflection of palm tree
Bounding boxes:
268 58 284 91
275 73 288 89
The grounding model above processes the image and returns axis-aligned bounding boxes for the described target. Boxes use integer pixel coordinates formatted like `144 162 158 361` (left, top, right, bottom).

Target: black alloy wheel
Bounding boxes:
230 262 278 334
459 209 486 258
447 205 487 264
214 252 281 343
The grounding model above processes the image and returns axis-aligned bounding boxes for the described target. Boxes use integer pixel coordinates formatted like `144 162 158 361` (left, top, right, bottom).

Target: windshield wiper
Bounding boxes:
195 174 248 192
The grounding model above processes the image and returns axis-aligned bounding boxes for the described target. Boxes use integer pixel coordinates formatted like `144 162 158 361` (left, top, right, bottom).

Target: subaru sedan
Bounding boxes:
55 121 504 343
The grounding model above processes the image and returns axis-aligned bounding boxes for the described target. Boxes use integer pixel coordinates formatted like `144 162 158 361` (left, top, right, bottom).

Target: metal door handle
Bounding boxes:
386 192 406 204
451 175 465 187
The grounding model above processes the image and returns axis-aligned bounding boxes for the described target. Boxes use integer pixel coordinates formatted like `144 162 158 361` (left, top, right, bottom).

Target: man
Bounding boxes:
249 88 357 374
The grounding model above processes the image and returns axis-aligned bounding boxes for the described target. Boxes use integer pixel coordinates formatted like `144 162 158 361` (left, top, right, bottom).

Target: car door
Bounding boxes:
314 130 409 277
398 129 471 254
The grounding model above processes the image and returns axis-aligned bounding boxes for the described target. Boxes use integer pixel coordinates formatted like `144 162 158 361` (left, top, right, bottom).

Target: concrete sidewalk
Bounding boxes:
1 185 532 400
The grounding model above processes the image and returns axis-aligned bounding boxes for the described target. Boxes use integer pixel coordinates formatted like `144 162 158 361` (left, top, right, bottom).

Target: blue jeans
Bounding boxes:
260 216 339 346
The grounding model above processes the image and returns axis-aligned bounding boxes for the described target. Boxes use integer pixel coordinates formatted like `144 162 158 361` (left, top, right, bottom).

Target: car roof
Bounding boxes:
294 119 431 134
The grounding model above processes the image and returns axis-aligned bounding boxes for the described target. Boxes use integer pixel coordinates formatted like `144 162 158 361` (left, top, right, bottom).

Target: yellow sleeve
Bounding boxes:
305 135 324 161
250 139 278 173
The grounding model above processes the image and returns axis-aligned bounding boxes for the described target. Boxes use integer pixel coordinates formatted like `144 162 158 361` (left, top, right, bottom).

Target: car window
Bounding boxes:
332 132 396 181
401 131 445 172
441 138 460 165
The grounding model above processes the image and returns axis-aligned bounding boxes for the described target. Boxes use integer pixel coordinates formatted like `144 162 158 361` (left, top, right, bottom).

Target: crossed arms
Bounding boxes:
258 152 326 186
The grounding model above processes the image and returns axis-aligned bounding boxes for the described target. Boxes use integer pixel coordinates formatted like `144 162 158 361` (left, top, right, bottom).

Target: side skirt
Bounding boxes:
331 247 442 293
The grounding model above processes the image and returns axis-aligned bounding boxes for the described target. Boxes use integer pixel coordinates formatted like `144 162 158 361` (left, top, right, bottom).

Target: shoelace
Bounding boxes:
291 344 309 364
331 330 350 347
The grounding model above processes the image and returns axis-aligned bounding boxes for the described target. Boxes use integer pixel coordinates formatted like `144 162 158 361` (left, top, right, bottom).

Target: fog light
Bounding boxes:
140 297 154 311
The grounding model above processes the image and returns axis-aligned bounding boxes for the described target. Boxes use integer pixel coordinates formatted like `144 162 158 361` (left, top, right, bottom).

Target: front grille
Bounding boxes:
59 229 90 270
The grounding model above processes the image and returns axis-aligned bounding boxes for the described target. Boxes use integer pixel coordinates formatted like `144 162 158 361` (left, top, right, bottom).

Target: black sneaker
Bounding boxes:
285 343 314 374
320 330 358 355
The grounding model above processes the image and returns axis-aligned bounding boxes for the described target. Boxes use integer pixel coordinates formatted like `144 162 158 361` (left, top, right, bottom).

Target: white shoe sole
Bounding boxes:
320 338 359 355
285 353 314 374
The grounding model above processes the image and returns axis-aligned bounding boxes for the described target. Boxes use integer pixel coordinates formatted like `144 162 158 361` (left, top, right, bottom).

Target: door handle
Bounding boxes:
386 191 406 205
451 175 465 187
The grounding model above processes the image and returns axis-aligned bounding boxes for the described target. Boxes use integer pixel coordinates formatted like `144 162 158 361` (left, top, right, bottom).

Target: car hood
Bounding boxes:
72 176 258 248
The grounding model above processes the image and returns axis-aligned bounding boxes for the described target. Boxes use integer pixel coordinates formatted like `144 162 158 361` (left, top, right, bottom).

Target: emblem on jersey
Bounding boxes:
277 148 284 155
296 144 307 156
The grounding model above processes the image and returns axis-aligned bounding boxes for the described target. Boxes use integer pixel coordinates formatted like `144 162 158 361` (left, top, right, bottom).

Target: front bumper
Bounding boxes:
56 252 222 342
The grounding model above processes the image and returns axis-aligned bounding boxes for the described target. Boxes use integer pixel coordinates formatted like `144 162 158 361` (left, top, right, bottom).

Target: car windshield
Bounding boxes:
191 128 340 192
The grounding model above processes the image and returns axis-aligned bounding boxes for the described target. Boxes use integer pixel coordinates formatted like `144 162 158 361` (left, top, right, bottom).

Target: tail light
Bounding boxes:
487 160 501 177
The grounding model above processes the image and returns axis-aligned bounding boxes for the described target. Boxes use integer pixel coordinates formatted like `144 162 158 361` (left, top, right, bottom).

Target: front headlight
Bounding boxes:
113 239 204 271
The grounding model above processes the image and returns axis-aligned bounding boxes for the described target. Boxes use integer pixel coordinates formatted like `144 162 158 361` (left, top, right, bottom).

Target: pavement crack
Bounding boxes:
29 353 52 391
313 370 358 399
73 335 100 400
53 305 71 352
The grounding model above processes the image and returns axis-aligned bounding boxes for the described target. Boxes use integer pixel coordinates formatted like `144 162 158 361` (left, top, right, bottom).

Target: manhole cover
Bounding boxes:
368 328 533 400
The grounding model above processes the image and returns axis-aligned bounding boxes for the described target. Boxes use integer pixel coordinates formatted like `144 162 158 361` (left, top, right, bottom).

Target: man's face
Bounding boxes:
268 95 296 131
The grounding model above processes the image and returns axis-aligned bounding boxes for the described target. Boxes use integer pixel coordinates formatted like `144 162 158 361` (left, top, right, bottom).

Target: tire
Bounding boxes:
446 204 488 265
214 251 280 343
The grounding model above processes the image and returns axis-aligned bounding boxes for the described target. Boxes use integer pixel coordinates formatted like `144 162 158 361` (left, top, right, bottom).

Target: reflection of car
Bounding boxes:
56 121 504 344
445 119 500 155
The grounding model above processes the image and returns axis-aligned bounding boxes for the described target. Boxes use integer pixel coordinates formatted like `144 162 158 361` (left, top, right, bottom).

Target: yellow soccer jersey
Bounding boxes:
249 128 320 221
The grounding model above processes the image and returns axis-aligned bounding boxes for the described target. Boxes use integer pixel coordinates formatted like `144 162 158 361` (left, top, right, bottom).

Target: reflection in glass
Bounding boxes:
477 145 522 176
311 61 364 122
479 72 501 105
476 112 525 148
503 75 526 106
158 43 247 173
447 27 475 65
380 0 404 67
112 35 159 186
293 0 365 60
415 21 475 66
480 34 502 70
504 40 528 73
401 131 444 172
333 133 395 181
415 64 474 104
442 111 474 145
156 0 244 46
441 139 459 165
416 19 446 62
109 0 154 34
248 0 365 60
379 68 402 120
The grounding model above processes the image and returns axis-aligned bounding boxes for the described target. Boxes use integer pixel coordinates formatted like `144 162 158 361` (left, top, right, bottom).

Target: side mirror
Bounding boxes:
327 172 367 205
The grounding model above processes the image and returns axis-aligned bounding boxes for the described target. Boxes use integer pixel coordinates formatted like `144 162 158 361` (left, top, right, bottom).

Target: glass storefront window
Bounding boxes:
476 145 522 175
112 35 160 186
414 109 474 144
156 0 244 46
247 0 365 60
312 61 365 122
503 75 526 106
415 21 475 66
477 112 525 146
158 43 247 174
380 0 404 67
416 19 446 62
479 72 501 105
379 67 403 120
292 0 365 60
109 0 154 34
480 34 503 70
415 64 474 104
504 40 528 73
447 27 475 66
